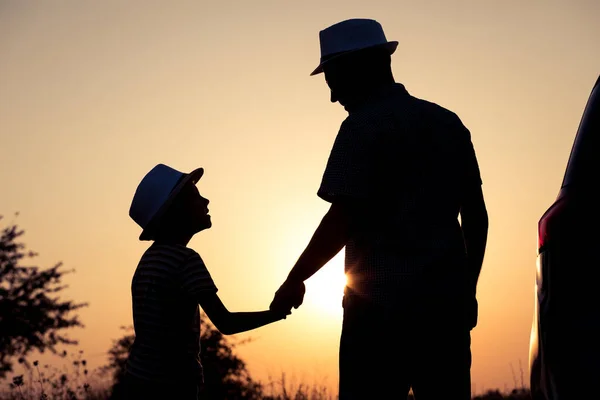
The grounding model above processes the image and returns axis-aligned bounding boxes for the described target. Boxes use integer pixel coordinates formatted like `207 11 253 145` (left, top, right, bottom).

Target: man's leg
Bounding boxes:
338 293 411 400
411 327 471 400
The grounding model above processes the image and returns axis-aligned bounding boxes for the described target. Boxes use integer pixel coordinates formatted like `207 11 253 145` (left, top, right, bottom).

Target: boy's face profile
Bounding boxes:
153 181 211 241
177 182 212 233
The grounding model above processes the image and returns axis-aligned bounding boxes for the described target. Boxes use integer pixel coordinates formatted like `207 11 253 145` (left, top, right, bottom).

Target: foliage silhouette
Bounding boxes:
0 214 87 378
104 315 263 399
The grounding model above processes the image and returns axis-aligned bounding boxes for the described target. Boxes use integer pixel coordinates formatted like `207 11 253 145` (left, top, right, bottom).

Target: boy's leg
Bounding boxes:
338 294 411 400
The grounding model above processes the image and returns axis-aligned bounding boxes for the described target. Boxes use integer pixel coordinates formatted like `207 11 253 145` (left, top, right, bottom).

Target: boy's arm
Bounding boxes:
180 253 287 335
199 292 288 335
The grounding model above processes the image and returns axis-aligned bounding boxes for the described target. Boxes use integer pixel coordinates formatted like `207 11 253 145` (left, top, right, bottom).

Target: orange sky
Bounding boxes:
1 0 599 395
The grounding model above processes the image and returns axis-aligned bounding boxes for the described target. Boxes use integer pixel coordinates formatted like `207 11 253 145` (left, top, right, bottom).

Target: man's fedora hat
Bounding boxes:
310 18 398 76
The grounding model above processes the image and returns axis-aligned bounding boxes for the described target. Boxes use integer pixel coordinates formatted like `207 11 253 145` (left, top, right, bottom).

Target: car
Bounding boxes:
530 74 600 400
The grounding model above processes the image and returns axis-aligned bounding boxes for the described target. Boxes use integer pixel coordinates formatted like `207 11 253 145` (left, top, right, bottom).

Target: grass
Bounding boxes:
262 373 336 400
1 352 111 400
0 354 532 400
1 369 532 400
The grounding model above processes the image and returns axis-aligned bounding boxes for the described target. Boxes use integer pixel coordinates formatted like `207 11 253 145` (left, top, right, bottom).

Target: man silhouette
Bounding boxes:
270 18 488 399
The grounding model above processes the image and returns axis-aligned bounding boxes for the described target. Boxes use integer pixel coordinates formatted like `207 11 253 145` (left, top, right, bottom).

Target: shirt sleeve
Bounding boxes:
456 119 483 188
180 252 218 299
317 118 377 203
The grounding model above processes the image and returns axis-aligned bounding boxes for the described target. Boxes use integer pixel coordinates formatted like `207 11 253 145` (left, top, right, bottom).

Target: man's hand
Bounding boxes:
270 279 306 314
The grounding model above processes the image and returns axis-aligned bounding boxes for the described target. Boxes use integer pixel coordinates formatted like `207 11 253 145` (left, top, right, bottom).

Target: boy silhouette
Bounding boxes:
124 164 288 399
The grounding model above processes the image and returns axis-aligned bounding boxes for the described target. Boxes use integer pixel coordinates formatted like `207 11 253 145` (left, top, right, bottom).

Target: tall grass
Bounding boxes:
1 352 110 400
2 372 532 400
1 360 532 400
262 373 335 400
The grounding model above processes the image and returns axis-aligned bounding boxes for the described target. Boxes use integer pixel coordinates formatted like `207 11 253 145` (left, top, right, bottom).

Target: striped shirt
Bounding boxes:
126 243 218 384
318 83 482 309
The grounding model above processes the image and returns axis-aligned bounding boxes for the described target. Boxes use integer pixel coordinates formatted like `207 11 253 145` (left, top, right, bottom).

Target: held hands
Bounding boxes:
270 278 306 316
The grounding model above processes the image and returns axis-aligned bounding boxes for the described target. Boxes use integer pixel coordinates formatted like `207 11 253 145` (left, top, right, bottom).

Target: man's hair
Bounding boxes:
325 46 394 93
333 47 391 73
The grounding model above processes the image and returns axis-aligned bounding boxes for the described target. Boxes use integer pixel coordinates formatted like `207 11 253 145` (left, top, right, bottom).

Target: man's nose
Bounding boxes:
330 90 338 103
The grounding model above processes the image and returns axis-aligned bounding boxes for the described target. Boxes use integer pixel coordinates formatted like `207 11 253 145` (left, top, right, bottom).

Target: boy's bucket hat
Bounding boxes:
130 164 203 240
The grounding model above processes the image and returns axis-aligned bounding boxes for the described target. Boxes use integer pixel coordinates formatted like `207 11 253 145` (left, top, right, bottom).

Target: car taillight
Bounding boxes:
538 193 569 251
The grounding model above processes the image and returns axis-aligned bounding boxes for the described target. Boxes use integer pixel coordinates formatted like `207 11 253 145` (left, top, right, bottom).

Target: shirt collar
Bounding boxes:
344 82 409 113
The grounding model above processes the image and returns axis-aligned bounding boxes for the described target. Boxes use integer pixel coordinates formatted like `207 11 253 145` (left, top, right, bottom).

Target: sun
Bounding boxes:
304 253 347 315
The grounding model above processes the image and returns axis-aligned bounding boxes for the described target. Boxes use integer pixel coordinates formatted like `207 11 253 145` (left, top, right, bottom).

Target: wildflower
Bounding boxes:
66 388 77 400
12 375 24 387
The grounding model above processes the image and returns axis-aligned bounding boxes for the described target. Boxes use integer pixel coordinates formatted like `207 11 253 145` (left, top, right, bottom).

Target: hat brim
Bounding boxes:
310 41 398 76
139 167 204 241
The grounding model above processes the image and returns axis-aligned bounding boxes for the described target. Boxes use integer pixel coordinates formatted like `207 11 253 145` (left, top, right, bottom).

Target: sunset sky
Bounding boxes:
1 0 599 394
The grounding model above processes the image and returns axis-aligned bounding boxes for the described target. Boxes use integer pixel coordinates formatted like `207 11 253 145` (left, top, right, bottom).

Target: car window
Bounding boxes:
562 76 600 189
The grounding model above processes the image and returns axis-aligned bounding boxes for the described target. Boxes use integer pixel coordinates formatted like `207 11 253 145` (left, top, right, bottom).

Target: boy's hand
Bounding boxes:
271 308 292 321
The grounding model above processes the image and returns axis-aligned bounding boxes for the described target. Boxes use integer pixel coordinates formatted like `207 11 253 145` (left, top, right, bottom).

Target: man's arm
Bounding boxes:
272 117 372 312
286 200 356 283
460 185 489 295
270 200 358 312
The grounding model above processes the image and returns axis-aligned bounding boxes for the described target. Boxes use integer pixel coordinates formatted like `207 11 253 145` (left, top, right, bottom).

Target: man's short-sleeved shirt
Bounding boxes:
126 243 218 384
318 83 482 308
